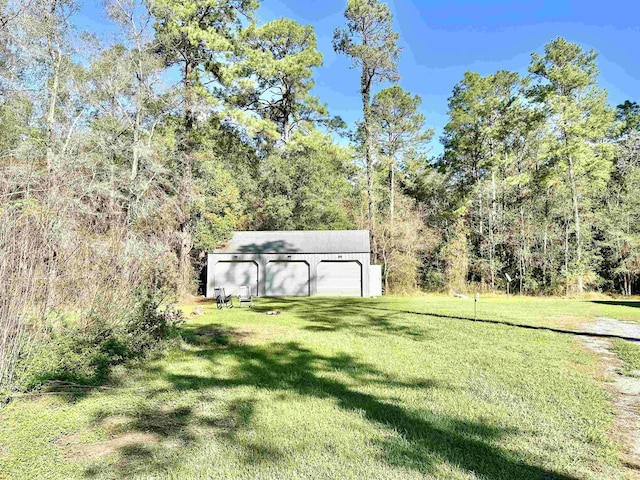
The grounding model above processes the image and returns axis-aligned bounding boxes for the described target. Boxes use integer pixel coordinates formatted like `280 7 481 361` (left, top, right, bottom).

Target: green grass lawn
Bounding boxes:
612 338 640 377
2 295 640 479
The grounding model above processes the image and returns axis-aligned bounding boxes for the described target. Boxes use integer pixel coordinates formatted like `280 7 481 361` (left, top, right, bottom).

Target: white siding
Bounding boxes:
317 261 362 297
214 261 258 296
369 265 382 297
208 251 371 298
265 261 309 296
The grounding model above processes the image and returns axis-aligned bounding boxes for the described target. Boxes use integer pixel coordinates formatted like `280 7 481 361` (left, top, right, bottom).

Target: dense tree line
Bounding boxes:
1 0 639 389
436 39 640 296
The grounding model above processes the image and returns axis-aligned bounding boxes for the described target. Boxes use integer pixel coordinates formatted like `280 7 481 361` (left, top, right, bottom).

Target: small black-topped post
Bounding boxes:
474 293 479 320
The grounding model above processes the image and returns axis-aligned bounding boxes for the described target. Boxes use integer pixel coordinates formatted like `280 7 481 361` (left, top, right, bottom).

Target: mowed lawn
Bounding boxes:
2 296 640 479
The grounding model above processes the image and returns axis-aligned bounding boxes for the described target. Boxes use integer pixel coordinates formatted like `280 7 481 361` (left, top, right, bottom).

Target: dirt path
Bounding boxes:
581 318 640 477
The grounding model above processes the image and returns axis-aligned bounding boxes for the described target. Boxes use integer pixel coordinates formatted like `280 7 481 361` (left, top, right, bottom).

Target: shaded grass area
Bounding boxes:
2 295 640 479
591 300 640 310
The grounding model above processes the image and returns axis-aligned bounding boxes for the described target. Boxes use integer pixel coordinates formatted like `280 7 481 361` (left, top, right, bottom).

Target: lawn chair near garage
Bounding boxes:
238 285 253 308
214 287 233 309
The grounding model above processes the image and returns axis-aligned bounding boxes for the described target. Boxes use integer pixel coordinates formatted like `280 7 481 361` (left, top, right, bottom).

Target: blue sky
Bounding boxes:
258 0 640 156
77 0 640 156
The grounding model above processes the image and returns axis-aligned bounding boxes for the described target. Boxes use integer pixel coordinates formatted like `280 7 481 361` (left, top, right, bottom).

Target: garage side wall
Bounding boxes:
207 252 370 298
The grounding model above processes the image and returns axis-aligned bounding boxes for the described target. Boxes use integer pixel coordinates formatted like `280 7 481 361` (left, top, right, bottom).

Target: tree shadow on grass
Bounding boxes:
361 305 640 342
252 297 430 340
260 297 640 342
83 396 266 478
590 300 640 309
86 321 579 480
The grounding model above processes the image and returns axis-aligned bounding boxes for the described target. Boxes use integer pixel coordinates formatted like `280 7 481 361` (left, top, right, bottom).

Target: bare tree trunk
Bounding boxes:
281 86 291 145
109 163 116 211
131 106 141 180
44 34 62 310
361 73 375 262
542 226 548 289
542 193 550 290
389 160 394 221
489 170 497 290
519 205 525 294
478 190 484 287
46 47 62 175
567 154 583 293
177 60 195 293
564 219 570 296
627 274 632 296
383 255 389 294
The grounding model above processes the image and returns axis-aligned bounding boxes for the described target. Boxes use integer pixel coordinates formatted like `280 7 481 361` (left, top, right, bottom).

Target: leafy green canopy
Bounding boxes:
231 18 335 144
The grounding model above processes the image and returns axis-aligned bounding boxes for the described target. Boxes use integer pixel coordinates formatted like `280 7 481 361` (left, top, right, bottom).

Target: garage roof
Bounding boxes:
213 230 370 254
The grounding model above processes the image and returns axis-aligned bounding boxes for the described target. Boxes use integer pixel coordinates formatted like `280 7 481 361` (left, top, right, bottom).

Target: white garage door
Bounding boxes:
317 261 362 297
266 261 309 296
214 261 258 297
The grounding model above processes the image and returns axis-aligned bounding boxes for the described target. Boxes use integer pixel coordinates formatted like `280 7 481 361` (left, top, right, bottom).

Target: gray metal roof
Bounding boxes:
212 230 370 254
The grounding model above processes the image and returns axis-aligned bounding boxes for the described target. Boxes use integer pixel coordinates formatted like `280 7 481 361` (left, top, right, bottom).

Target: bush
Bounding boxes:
386 250 421 294
16 289 184 391
422 270 445 292
124 289 185 357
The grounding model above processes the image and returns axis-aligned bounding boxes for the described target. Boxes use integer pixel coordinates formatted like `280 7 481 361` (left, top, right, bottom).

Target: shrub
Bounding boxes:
15 289 184 392
422 270 445 291
124 289 185 358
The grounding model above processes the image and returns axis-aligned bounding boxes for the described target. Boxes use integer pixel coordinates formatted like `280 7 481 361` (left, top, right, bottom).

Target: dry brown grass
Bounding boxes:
63 432 163 461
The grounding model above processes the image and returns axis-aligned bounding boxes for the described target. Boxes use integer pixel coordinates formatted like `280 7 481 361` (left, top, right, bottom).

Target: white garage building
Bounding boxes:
206 230 375 298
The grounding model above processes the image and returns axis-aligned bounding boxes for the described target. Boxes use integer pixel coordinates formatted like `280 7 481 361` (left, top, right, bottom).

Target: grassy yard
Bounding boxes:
2 295 640 479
